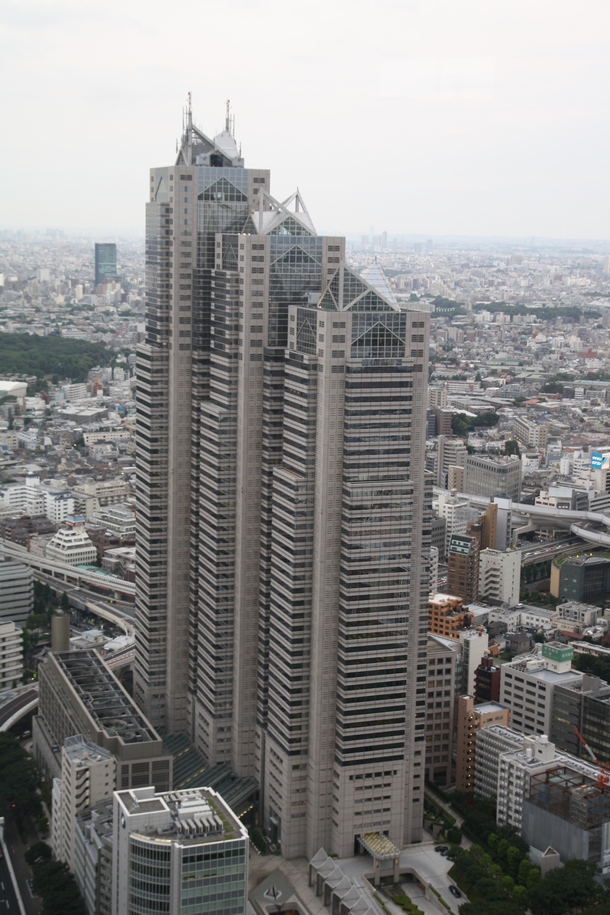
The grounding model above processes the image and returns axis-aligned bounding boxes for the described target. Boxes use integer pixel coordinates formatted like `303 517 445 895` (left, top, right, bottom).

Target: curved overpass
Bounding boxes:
0 686 39 732
435 488 610 547
0 538 135 599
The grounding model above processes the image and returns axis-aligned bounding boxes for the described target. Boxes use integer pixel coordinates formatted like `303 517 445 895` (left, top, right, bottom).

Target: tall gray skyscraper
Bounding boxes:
135 103 431 859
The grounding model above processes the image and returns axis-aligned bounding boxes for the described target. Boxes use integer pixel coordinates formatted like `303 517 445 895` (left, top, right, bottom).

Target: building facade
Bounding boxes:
447 533 480 603
425 635 457 786
465 455 522 502
34 650 172 791
0 557 33 626
499 643 583 737
112 786 248 915
134 108 431 858
0 620 23 688
52 736 116 874
479 548 521 606
428 594 473 640
454 695 510 792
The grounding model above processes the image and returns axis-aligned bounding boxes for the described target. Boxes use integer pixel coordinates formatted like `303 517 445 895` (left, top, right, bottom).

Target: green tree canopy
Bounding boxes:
25 841 53 866
32 860 87 915
0 332 112 384
528 859 602 915
0 733 42 824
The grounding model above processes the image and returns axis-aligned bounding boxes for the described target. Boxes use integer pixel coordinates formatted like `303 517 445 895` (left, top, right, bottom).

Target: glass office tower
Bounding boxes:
95 242 117 286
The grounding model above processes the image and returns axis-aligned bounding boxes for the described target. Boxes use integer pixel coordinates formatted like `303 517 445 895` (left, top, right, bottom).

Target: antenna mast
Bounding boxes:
225 98 235 136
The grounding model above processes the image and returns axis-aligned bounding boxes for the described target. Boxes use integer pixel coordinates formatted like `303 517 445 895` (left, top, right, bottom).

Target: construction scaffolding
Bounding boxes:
528 765 610 830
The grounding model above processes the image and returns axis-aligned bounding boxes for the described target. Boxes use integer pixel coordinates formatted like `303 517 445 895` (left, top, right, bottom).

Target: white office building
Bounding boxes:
479 548 522 606
52 736 116 874
112 786 248 915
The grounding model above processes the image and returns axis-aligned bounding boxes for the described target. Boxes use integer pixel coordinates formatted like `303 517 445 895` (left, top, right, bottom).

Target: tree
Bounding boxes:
517 858 531 886
504 439 521 457
60 591 70 612
525 866 541 893
459 902 524 915
447 826 462 844
513 884 528 907
506 846 522 877
25 841 52 866
528 859 602 915
32 860 87 915
0 733 42 825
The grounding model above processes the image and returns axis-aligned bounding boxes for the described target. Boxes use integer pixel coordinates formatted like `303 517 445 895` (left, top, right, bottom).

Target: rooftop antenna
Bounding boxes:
187 91 193 129
225 99 235 136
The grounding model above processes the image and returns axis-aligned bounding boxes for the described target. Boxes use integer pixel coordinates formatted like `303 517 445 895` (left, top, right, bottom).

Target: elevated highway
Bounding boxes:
0 538 135 600
435 488 610 548
0 686 38 732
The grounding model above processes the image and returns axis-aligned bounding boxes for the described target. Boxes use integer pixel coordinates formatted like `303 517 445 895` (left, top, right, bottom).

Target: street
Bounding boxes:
4 819 42 915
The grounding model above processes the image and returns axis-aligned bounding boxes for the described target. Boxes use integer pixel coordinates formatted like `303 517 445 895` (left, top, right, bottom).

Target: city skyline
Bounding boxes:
1 0 609 240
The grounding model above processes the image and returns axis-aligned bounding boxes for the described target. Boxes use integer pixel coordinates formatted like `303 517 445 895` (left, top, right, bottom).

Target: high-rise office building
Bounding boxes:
95 243 117 287
135 104 431 858
447 533 480 604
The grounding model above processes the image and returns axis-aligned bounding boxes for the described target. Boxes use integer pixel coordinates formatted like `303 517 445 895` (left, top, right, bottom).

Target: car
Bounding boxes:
434 845 448 854
449 885 461 898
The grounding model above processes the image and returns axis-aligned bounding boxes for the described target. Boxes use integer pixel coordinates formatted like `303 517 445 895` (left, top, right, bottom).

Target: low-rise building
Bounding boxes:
455 695 511 792
479 548 522 606
428 593 473 640
551 554 610 603
34 649 172 791
112 786 249 915
500 643 583 736
45 520 97 566
465 454 522 502
52 736 116 874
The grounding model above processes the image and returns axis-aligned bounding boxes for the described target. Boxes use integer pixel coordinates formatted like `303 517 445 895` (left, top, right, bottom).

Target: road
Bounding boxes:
0 853 21 915
0 690 39 733
4 819 42 915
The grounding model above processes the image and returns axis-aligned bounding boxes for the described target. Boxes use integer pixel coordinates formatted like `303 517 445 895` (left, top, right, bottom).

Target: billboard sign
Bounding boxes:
591 452 610 470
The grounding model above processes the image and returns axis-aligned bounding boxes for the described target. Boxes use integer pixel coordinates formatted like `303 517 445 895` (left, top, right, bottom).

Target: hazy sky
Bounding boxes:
2 0 609 239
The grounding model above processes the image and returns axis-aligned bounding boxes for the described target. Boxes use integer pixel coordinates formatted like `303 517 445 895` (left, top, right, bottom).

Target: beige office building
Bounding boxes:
135 108 432 859
34 649 172 791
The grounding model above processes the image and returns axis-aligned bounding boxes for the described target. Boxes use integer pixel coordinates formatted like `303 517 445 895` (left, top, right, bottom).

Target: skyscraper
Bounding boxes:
95 242 117 287
135 102 431 858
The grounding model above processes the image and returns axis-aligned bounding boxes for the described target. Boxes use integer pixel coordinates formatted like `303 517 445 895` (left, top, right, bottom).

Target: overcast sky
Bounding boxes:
2 0 609 240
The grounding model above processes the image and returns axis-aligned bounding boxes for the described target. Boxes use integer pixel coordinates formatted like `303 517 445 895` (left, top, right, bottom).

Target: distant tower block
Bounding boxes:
52 612 70 652
94 243 117 287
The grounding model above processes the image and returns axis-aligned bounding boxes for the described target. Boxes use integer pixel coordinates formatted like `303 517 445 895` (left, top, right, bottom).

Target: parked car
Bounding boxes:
434 845 449 854
449 885 461 898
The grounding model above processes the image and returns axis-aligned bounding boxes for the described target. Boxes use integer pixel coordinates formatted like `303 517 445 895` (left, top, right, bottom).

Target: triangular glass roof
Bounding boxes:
271 244 321 268
200 177 247 202
360 263 398 306
296 315 317 354
317 263 400 312
351 322 405 357
249 189 317 237
268 215 314 236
